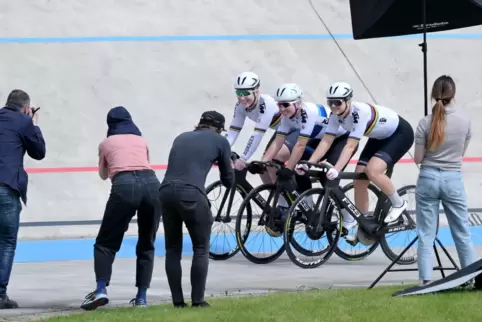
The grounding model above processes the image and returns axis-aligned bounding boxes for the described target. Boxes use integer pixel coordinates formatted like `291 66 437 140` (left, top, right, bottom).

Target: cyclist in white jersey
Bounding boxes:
304 82 415 238
225 72 297 172
263 83 352 218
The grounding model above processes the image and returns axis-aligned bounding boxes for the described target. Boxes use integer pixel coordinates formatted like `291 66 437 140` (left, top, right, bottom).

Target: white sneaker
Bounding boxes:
343 219 357 231
384 200 407 223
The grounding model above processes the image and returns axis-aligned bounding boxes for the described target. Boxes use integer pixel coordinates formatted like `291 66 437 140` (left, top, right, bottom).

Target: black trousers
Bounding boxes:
93 170 162 288
159 181 213 305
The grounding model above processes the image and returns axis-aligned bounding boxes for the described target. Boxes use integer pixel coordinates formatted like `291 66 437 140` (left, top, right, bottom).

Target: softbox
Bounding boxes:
350 0 482 40
349 0 482 115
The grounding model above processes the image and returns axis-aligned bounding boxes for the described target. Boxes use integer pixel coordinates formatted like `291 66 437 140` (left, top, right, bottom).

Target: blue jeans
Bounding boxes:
416 166 476 281
0 186 22 296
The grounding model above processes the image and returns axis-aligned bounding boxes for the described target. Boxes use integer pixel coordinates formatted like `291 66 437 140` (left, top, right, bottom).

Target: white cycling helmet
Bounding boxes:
234 72 260 90
274 83 303 102
326 82 353 100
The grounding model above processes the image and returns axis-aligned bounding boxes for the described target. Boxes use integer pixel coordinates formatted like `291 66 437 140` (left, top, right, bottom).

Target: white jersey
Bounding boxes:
325 101 399 141
225 94 281 161
276 102 347 140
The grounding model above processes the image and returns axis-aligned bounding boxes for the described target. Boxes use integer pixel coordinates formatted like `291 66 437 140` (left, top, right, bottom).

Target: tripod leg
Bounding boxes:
368 236 418 289
435 237 460 271
433 243 445 279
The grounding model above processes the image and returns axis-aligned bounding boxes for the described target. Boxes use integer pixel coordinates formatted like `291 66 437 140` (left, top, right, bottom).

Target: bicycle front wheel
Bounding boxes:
207 180 249 261
284 187 341 269
235 183 286 264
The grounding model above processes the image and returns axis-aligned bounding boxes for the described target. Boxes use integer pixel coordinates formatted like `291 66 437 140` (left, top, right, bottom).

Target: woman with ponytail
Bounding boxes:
414 75 476 286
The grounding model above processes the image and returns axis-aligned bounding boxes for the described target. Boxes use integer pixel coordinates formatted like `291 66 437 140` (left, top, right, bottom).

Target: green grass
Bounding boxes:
44 285 482 322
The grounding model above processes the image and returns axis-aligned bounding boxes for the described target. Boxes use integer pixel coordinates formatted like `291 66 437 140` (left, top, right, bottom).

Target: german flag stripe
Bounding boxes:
364 104 379 135
229 125 242 131
276 132 288 137
269 112 282 128
298 133 310 140
254 128 266 133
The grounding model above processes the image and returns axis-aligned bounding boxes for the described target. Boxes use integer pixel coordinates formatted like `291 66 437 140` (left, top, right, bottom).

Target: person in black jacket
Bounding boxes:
0 89 46 309
159 110 234 308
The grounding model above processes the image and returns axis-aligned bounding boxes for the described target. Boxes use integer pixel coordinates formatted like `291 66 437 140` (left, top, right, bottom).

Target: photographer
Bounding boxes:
81 106 162 310
159 111 234 308
0 89 46 309
414 75 476 286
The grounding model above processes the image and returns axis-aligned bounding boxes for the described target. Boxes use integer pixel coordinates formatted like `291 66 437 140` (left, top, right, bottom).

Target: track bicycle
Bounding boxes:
234 160 335 264
207 152 322 261
283 161 417 269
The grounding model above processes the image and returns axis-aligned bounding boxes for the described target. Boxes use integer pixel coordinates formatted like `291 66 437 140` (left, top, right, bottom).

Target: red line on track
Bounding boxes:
26 157 482 174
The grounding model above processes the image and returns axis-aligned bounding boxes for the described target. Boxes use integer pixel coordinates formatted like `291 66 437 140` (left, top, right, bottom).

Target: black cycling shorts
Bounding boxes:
357 115 415 167
264 129 301 153
303 132 355 171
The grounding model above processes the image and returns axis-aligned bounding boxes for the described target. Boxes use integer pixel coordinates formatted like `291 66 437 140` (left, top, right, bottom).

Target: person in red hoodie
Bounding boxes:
81 106 161 310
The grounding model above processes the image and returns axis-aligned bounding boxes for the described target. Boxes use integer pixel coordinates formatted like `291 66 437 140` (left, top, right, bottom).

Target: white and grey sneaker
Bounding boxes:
80 290 109 311
384 200 407 223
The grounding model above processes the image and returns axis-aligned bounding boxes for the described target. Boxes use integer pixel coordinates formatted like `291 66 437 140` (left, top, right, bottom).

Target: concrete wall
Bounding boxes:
2 1 482 239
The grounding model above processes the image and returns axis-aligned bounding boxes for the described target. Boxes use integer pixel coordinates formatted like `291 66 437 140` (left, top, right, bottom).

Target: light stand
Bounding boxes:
368 0 460 289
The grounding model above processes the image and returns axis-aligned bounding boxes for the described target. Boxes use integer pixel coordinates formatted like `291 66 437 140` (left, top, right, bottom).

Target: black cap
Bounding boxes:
199 110 225 130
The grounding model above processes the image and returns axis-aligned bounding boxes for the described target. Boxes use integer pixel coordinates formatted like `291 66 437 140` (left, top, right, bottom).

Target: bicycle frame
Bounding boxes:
304 163 415 237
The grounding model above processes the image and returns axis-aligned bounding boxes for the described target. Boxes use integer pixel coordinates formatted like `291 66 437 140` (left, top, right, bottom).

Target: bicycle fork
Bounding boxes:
214 181 237 223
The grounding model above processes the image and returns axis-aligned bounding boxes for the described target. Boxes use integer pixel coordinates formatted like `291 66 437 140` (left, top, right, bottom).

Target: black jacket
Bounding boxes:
162 128 234 194
0 106 46 204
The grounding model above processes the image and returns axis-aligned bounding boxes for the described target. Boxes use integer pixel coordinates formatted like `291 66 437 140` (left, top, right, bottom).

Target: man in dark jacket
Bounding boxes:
0 89 46 309
159 110 234 308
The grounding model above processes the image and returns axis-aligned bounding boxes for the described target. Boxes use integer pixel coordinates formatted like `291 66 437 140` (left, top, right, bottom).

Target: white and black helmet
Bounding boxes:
327 82 353 100
234 72 260 90
274 83 303 102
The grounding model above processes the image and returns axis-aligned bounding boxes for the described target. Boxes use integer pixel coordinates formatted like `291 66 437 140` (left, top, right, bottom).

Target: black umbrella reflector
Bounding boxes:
350 0 482 40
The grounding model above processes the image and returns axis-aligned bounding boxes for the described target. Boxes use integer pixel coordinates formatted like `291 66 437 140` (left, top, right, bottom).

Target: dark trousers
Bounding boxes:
94 170 162 289
159 182 213 305
0 185 21 296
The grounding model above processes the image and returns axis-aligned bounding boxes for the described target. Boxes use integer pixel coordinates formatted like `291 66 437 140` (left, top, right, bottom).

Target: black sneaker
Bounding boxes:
174 301 188 308
0 295 18 309
192 301 210 308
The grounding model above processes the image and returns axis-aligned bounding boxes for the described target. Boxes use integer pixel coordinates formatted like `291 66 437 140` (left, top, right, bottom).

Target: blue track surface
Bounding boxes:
14 226 482 263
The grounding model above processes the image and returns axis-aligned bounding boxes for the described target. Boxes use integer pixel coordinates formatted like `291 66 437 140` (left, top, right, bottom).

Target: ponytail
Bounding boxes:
427 99 446 151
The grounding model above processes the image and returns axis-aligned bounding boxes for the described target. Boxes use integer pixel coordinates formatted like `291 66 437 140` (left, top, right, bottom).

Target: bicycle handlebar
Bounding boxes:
248 160 284 170
298 160 333 171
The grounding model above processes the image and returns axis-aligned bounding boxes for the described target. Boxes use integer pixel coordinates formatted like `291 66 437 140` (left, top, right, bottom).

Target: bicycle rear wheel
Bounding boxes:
284 187 341 269
333 182 381 261
379 185 418 265
207 180 249 261
235 183 286 264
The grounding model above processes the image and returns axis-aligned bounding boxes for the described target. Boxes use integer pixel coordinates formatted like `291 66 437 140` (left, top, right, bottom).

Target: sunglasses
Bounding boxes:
277 101 295 108
236 90 253 97
327 99 344 107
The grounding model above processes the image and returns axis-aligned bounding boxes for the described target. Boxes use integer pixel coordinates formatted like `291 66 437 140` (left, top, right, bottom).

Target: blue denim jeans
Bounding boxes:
0 186 22 296
416 166 476 281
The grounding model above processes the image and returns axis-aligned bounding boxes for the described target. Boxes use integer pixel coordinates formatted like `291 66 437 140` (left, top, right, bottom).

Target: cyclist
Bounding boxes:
262 83 349 217
225 71 284 168
225 72 300 201
305 81 414 237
